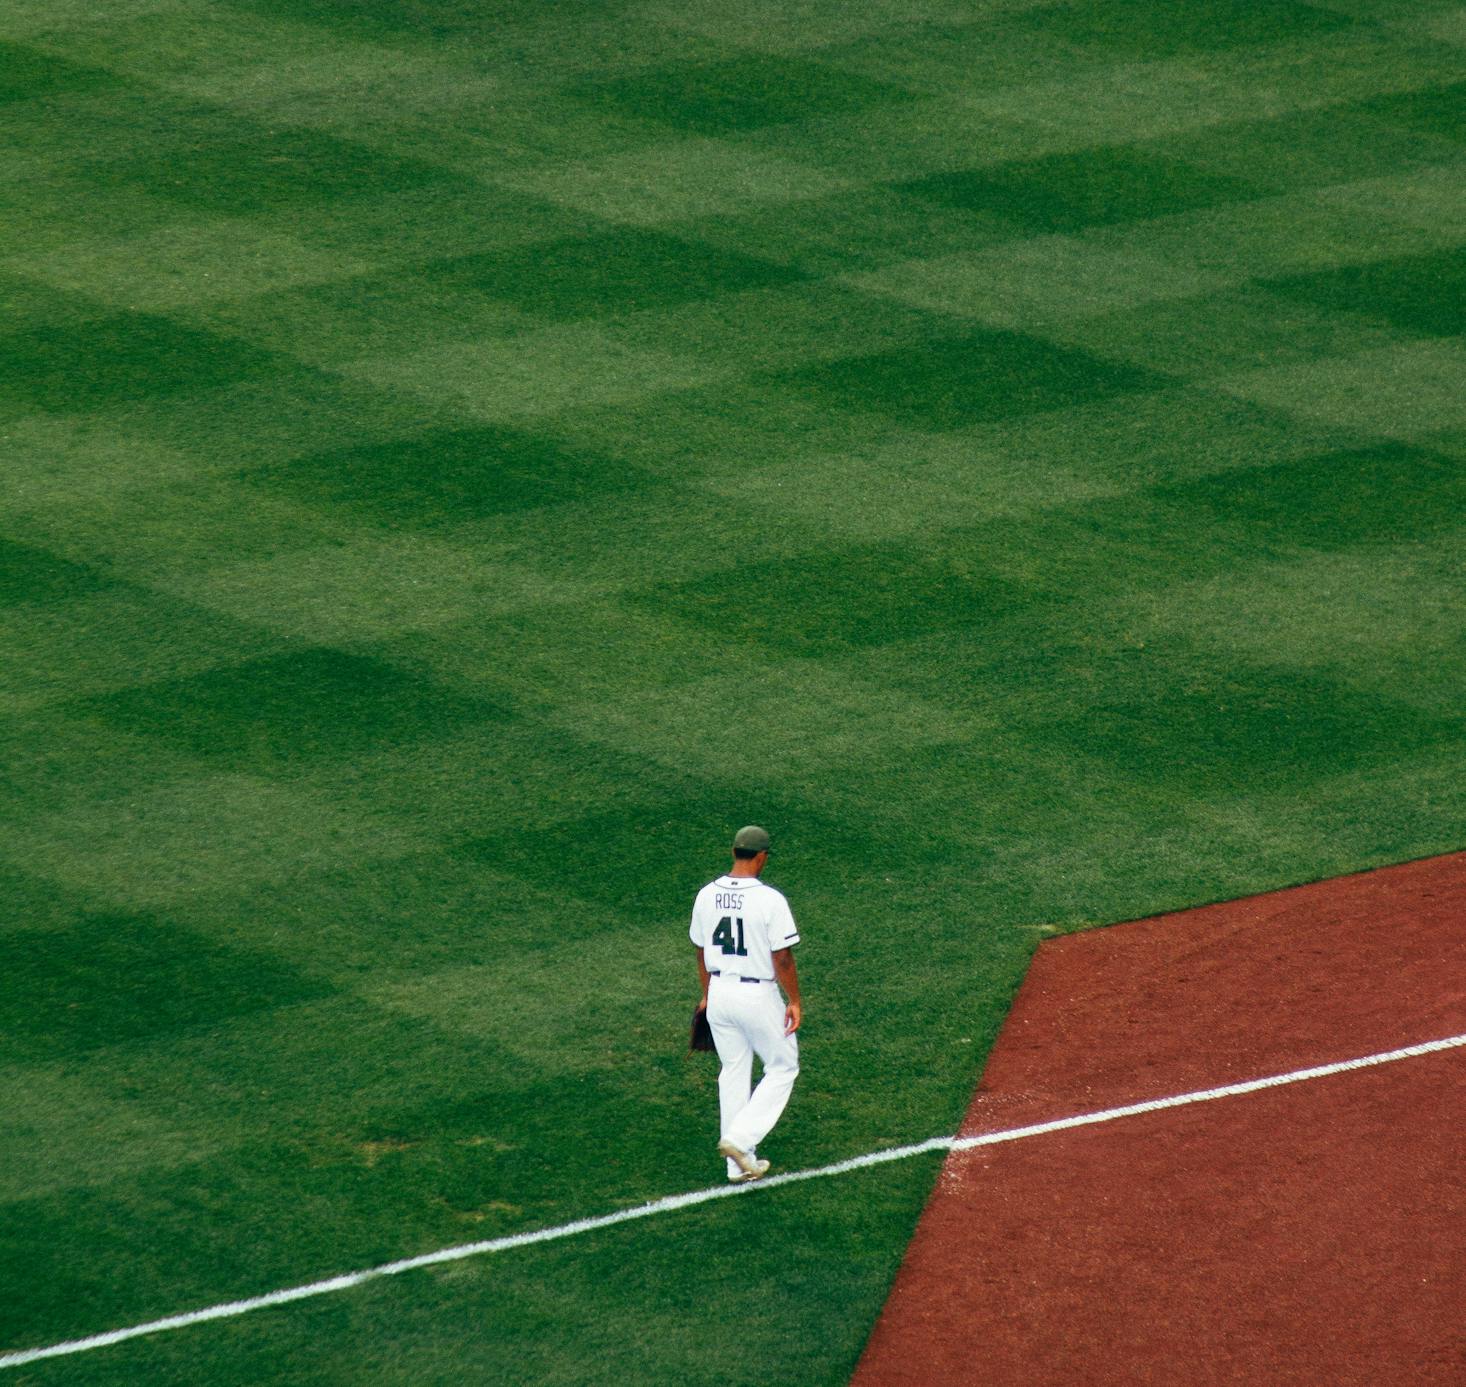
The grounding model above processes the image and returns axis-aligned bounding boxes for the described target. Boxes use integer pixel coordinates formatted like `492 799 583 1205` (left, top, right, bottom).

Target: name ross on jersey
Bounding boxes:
715 891 744 911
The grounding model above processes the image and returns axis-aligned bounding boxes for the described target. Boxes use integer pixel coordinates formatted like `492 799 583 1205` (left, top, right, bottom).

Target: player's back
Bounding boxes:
691 875 799 981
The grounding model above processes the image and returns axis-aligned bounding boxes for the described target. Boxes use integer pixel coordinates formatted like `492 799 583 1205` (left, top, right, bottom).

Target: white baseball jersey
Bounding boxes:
690 875 799 981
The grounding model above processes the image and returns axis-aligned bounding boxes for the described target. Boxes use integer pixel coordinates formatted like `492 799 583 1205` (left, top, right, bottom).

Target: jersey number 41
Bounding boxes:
712 916 749 957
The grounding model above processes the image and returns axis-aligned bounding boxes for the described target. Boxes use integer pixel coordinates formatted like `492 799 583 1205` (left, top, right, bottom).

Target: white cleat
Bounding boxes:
718 1139 771 1181
727 1162 771 1183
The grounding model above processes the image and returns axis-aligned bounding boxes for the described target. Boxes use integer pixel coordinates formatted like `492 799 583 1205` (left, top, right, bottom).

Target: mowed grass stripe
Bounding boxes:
11 449 1452 933
5 59 1454 856
3 388 1451 714
0 32 1448 797
28 162 1430 454
8 63 1454 422
19 516 1449 945
146 390 1455 638
1213 337 1466 441
11 51 1454 313
703 29 1466 186
840 164 1466 338
5 10 1460 262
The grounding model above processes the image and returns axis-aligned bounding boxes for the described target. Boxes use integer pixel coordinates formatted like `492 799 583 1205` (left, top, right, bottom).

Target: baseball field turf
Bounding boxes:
2 0 1463 1381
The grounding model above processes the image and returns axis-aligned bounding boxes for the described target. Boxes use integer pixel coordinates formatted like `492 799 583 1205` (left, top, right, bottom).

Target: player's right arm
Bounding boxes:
690 887 711 1009
773 947 801 1035
694 947 711 1010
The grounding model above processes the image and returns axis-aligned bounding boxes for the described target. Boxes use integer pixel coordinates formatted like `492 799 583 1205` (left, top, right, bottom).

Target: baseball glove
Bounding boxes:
689 1003 715 1053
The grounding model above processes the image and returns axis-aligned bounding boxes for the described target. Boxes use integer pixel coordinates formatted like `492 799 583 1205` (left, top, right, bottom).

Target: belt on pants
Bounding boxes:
709 970 771 984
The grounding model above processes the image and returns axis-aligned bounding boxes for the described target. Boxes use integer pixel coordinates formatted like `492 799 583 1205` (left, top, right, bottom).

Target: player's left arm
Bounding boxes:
773 947 801 1034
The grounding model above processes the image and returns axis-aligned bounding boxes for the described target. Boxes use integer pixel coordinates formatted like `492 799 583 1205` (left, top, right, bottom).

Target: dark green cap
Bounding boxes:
732 824 771 853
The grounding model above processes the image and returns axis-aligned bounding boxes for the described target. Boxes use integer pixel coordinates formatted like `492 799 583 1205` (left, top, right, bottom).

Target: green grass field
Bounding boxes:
2 0 1463 1381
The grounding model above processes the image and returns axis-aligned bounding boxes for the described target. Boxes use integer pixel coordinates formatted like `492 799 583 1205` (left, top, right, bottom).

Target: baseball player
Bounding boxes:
690 825 802 1182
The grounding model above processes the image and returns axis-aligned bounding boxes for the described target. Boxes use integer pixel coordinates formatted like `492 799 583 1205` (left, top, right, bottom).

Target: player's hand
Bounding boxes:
784 1001 801 1035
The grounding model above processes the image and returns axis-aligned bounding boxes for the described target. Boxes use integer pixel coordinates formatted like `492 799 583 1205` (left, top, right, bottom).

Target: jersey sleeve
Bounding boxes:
689 890 708 948
768 891 800 951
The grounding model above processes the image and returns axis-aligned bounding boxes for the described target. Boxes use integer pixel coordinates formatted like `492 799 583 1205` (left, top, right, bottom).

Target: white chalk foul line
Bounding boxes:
951 1029 1466 1153
4 1030 1463 1371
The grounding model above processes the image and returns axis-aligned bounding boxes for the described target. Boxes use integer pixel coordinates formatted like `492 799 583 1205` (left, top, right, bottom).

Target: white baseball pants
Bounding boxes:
706 974 799 1177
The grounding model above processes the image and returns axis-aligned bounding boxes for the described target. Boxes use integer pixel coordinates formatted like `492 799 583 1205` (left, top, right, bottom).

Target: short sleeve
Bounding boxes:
689 893 706 948
768 892 799 950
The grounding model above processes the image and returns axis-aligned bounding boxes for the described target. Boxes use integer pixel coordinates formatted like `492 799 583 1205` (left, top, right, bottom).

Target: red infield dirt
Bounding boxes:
852 852 1466 1386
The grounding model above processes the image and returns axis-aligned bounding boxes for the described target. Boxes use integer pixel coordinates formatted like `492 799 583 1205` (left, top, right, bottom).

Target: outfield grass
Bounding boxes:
2 0 1464 1381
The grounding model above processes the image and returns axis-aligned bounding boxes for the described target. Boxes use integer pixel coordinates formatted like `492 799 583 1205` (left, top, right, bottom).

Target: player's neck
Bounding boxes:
727 861 763 879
